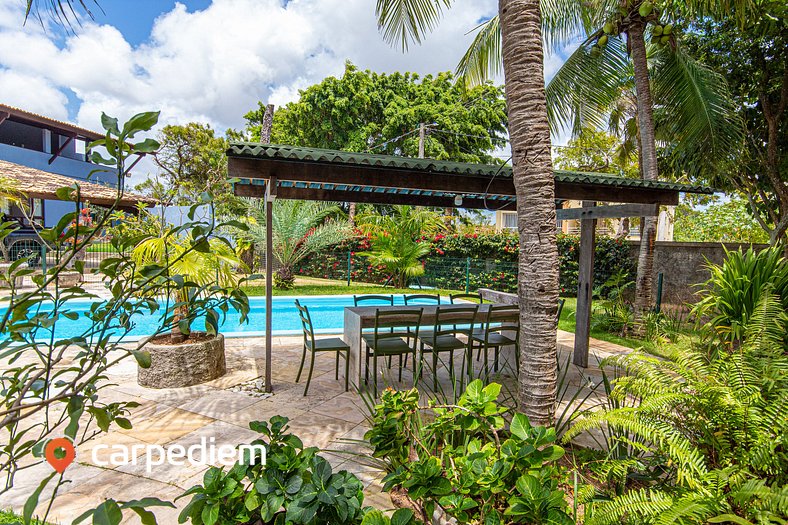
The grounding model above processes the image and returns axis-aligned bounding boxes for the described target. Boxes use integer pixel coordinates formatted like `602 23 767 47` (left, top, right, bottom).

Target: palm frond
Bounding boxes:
653 45 745 180
545 36 631 136
375 0 453 51
455 16 501 87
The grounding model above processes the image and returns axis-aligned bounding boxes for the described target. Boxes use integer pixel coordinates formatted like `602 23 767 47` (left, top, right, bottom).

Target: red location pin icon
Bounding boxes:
45 437 76 473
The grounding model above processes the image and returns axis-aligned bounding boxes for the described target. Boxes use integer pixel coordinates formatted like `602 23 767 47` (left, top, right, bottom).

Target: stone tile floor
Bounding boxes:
1 331 630 524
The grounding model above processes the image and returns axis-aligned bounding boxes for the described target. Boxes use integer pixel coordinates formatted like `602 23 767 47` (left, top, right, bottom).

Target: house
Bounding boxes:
0 103 117 227
0 104 154 261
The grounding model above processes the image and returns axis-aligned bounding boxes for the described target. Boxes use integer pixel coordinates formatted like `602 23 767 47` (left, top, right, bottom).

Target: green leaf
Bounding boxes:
90 499 124 525
122 112 161 136
101 113 120 135
133 138 160 153
24 472 55 525
132 350 152 369
510 413 531 440
708 515 755 525
201 503 219 525
391 508 415 525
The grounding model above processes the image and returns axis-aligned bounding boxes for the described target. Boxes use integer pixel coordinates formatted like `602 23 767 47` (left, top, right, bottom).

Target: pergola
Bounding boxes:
227 143 714 392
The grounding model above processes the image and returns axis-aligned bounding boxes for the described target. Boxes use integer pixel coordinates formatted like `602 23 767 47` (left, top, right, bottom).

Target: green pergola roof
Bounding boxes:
228 143 715 196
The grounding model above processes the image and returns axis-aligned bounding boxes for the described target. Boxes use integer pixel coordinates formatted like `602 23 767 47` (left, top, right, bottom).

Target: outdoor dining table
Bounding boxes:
343 303 519 387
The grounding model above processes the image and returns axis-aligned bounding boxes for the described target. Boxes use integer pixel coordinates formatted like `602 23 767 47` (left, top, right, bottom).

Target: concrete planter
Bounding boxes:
138 333 226 388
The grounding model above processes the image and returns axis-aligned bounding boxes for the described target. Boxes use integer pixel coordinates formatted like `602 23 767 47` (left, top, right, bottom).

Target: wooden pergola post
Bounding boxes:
573 201 596 367
264 177 277 393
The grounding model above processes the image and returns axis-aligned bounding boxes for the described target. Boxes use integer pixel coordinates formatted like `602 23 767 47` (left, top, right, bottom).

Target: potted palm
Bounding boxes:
132 230 245 388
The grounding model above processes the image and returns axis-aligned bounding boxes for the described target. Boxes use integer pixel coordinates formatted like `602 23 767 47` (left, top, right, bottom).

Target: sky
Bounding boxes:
0 0 573 180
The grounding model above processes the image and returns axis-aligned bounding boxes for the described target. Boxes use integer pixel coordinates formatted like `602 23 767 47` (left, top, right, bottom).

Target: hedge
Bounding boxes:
294 231 635 297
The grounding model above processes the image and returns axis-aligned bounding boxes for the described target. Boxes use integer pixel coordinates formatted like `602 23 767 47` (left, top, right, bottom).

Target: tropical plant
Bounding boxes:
373 0 570 427
357 205 443 288
565 293 788 525
365 380 574 524
239 199 352 289
693 246 788 346
0 174 29 262
682 6 788 247
457 0 748 325
131 228 245 343
0 111 247 525
177 416 372 525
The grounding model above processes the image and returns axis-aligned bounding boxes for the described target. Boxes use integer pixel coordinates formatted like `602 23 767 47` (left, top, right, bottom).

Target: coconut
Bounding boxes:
639 1 653 17
603 22 614 34
652 24 663 36
590 46 602 58
663 24 673 34
660 35 671 45
598 34 609 47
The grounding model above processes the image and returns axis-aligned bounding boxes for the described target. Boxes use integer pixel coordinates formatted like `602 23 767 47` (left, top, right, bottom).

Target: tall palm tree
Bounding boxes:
457 1 749 326
240 199 353 289
356 205 444 288
376 0 561 425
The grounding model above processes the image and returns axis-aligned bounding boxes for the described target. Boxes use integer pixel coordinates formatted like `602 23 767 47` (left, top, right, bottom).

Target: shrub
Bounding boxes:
693 246 788 345
566 293 788 525
178 416 374 525
296 231 634 297
365 381 574 524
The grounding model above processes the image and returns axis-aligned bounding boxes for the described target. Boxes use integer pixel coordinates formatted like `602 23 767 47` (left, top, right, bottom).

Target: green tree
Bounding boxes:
553 127 638 177
682 7 788 248
239 199 353 289
375 0 561 426
240 62 508 165
136 123 236 210
357 205 444 288
674 196 770 244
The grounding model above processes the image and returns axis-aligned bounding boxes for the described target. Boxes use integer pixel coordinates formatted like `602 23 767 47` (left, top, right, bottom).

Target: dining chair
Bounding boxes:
403 293 441 305
417 304 479 391
294 299 350 396
353 294 394 306
364 308 423 397
471 304 520 376
401 294 440 366
449 292 483 304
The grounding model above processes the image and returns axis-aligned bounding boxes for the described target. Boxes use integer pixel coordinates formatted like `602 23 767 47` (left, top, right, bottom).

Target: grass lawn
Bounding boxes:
0 509 48 524
242 277 466 298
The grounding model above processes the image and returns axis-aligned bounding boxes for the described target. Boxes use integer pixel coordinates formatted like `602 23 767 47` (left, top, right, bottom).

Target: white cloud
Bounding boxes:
0 0 575 180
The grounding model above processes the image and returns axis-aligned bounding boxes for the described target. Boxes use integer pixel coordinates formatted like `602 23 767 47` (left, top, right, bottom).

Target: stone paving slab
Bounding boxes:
2 331 630 523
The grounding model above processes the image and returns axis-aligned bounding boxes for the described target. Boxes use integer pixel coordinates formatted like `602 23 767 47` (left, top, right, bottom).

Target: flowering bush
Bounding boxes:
295 230 635 297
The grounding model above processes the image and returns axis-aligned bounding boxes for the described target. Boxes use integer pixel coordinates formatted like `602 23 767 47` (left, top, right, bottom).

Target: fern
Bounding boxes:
571 290 788 525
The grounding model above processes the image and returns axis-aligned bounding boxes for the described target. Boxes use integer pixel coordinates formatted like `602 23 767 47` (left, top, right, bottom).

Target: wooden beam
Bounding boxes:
0 111 9 126
233 183 516 210
48 134 76 165
554 183 677 206
557 203 660 220
229 157 516 195
573 201 596 368
230 157 679 205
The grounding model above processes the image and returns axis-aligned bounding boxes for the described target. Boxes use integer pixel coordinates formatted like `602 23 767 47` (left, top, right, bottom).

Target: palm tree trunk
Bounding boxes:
628 21 659 329
500 0 560 426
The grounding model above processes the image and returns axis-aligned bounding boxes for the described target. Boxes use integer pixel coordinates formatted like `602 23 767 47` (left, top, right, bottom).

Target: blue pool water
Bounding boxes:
5 295 445 341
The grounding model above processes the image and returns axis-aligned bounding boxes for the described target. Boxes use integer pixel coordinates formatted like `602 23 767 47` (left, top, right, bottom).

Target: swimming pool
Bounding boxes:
4 295 446 341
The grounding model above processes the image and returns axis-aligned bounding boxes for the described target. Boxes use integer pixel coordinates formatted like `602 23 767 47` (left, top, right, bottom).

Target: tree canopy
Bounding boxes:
237 62 508 165
136 122 235 210
681 7 788 245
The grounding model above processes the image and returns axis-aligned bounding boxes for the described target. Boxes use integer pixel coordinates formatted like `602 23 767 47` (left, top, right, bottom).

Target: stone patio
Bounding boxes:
1 331 630 524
